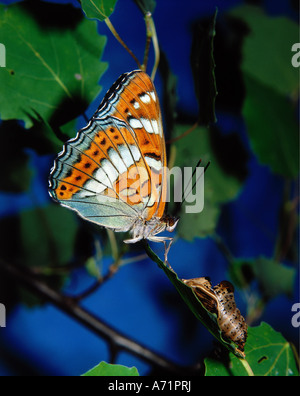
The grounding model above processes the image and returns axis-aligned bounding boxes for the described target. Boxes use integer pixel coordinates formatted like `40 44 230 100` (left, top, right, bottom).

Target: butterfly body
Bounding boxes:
49 70 178 259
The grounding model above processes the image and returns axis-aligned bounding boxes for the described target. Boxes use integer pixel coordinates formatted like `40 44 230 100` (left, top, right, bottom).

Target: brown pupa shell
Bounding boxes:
182 277 248 357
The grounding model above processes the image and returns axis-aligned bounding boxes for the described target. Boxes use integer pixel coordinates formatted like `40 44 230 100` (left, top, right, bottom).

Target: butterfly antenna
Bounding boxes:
179 160 211 209
180 159 202 204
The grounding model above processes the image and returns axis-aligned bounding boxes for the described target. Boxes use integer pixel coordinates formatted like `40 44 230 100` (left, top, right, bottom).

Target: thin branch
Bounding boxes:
211 233 235 265
104 18 142 69
0 258 200 375
146 14 160 80
142 13 152 72
239 357 255 376
167 122 199 145
70 253 148 302
76 0 141 68
107 229 119 264
71 265 117 302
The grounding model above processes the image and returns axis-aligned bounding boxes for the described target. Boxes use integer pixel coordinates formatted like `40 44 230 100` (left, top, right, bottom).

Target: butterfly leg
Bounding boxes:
148 236 174 269
164 239 173 266
123 236 143 244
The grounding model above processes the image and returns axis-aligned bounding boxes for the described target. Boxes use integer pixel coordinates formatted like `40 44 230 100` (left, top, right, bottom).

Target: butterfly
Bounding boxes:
182 277 248 357
48 70 179 262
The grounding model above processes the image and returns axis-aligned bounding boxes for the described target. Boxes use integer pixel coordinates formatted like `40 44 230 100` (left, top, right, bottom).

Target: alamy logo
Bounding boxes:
291 303 300 328
0 303 6 327
0 43 6 67
291 43 300 68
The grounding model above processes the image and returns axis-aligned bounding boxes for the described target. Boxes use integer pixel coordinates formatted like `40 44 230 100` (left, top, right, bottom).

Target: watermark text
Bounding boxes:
0 303 6 327
291 303 300 328
291 43 300 68
0 43 6 67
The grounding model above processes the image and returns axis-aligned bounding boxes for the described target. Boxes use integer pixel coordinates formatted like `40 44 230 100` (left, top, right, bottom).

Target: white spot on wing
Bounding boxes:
80 180 106 195
129 145 141 161
109 149 127 173
139 118 160 135
149 91 156 102
118 144 141 167
145 157 162 171
141 118 153 134
139 93 151 104
129 118 143 129
94 167 112 187
101 159 119 184
152 120 160 135
118 145 134 168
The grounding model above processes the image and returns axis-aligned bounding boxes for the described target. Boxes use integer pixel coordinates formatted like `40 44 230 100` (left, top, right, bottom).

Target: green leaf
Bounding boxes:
159 51 178 134
144 243 244 358
190 8 218 125
205 322 299 376
85 256 101 278
245 323 299 376
172 125 242 239
252 257 296 299
243 74 299 178
232 256 296 300
178 202 219 239
239 257 296 300
0 2 107 128
0 204 81 306
81 0 118 21
82 361 139 376
20 204 78 269
0 121 33 192
230 5 299 97
228 5 299 178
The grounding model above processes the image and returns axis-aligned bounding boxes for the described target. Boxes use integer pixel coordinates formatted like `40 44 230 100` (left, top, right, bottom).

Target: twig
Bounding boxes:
71 253 148 302
142 13 152 71
146 14 160 80
239 357 255 376
107 229 119 264
167 122 199 145
104 18 142 69
211 233 235 266
76 0 141 68
0 258 200 375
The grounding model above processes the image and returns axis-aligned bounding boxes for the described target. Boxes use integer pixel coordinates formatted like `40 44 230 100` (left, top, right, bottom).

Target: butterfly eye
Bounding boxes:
166 217 179 232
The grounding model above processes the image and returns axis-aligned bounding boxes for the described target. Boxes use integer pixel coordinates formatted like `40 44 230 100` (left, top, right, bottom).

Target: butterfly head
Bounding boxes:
161 214 180 233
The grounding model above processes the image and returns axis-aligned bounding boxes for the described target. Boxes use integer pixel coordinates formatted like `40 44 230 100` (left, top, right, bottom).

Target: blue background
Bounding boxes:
0 0 299 375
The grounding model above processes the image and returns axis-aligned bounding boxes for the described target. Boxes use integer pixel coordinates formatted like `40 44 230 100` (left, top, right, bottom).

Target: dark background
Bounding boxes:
0 0 299 375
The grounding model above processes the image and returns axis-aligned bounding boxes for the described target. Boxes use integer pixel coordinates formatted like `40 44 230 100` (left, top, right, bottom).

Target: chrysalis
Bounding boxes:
182 277 248 357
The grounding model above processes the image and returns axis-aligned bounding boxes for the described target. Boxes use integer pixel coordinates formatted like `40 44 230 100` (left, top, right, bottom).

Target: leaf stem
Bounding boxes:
142 13 152 72
211 232 235 265
104 17 142 69
146 14 160 80
239 358 255 376
167 121 199 144
107 229 119 264
142 240 165 270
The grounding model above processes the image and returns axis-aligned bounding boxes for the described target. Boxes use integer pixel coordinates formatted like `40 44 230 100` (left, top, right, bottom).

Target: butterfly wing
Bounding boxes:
48 70 166 231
